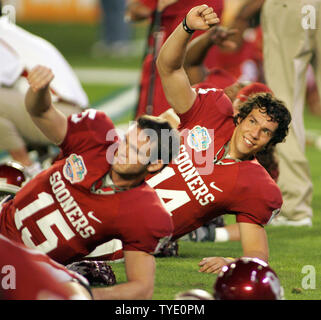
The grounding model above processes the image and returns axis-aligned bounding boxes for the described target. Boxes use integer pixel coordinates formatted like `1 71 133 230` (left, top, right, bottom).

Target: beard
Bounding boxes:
111 164 148 181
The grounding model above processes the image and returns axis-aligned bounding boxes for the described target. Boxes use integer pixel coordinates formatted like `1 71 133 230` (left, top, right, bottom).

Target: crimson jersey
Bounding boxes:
0 234 88 300
146 87 282 240
207 27 263 82
135 0 224 117
0 110 173 264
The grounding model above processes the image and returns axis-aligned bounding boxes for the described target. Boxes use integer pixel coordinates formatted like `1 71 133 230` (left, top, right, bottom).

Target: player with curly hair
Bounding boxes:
154 4 291 273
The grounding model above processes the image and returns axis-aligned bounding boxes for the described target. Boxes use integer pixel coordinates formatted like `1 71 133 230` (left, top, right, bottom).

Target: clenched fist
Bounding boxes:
185 5 220 32
27 65 54 92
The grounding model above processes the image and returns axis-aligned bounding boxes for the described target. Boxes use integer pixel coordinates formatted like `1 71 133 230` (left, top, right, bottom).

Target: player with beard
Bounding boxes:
0 4 88 177
154 4 291 273
0 65 180 299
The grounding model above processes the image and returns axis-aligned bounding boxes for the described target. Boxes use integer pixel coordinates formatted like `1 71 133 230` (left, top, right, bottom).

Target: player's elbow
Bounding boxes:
136 280 154 299
156 51 178 79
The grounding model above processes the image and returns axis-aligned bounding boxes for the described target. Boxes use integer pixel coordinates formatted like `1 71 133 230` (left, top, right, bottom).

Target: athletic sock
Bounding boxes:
214 227 230 242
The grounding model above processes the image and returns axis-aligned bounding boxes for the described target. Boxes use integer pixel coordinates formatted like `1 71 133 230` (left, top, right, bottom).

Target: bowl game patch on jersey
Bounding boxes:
187 125 212 152
63 154 87 184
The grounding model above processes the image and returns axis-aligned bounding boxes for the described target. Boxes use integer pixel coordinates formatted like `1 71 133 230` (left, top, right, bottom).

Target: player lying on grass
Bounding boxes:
154 4 291 273
0 65 180 299
161 83 280 245
160 22 279 244
0 234 92 300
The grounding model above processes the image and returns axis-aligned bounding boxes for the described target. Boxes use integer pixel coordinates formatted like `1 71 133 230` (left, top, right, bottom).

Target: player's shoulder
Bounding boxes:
238 159 281 194
69 109 112 126
127 183 172 221
69 109 116 141
179 86 232 126
194 85 225 99
194 86 233 115
131 182 168 209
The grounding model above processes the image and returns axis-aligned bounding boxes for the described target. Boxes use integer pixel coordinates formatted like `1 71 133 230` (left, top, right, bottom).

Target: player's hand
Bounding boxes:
27 65 54 92
185 5 220 32
209 26 238 50
198 257 232 274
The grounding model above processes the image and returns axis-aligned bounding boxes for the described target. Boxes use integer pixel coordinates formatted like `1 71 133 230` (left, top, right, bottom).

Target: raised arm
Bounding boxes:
25 65 68 145
92 250 155 300
156 5 219 114
184 26 238 85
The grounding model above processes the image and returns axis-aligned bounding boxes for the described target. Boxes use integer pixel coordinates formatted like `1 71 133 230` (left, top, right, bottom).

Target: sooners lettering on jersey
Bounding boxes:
146 87 282 240
0 110 173 264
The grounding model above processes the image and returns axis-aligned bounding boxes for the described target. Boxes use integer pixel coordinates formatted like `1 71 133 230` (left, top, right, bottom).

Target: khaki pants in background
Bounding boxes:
261 0 320 221
0 86 83 151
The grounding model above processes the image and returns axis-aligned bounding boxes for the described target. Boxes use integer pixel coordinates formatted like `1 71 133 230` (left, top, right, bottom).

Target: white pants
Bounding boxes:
0 85 82 151
261 0 318 220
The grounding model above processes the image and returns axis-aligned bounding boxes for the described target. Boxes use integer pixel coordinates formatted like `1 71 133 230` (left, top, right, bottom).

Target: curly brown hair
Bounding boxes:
234 92 291 147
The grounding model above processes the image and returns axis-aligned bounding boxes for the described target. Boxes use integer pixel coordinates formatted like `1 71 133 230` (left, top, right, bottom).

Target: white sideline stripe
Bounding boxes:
74 68 140 85
95 85 137 120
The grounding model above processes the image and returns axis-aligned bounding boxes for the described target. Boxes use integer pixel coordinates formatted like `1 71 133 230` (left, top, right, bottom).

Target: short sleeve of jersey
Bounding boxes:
228 162 283 226
122 208 173 254
59 109 118 157
178 87 233 128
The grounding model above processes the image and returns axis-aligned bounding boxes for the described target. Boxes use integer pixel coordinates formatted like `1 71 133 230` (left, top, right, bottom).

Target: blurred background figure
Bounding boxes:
226 0 319 226
0 9 88 178
92 0 133 57
306 64 321 117
261 0 318 226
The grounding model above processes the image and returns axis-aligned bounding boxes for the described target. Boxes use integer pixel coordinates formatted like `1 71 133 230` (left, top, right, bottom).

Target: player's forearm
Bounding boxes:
25 85 52 117
184 31 213 68
92 280 154 300
157 22 192 76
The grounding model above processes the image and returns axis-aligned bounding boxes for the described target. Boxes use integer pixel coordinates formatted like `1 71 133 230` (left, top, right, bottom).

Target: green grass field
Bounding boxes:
109 138 321 301
18 22 321 300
